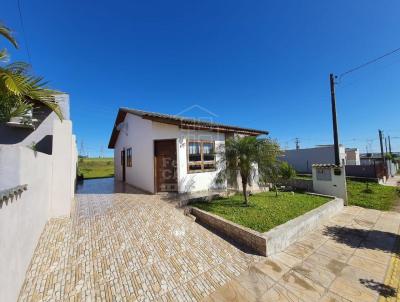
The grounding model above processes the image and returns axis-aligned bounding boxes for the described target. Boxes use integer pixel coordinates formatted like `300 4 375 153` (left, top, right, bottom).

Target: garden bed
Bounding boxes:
190 192 342 256
191 191 330 233
191 193 343 256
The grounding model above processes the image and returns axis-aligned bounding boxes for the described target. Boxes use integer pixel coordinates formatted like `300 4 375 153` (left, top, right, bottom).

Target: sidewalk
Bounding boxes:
383 175 400 187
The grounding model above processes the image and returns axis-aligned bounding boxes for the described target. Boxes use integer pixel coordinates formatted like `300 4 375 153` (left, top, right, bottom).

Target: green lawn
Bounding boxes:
192 192 330 233
347 180 400 211
294 174 312 180
78 157 114 179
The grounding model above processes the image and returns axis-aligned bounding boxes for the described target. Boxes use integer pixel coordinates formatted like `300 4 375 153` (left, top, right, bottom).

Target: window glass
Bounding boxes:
203 143 215 161
204 163 215 170
188 142 201 162
127 148 132 167
188 164 202 171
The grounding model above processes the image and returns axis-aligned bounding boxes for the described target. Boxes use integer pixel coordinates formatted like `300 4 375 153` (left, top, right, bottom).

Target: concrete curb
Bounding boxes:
190 197 344 256
263 197 344 255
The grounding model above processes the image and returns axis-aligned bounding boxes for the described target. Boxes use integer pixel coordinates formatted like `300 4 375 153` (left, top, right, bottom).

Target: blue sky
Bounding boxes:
3 0 400 157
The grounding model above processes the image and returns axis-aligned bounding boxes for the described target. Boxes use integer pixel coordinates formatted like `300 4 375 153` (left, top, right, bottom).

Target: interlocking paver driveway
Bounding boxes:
19 193 261 302
19 189 400 302
206 206 400 302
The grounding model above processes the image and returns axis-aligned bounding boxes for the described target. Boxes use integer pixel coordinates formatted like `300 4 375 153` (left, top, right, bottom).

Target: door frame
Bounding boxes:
153 139 178 193
121 149 126 182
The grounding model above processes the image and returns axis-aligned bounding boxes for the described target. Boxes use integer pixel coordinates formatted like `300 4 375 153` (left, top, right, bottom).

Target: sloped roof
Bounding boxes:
108 107 268 148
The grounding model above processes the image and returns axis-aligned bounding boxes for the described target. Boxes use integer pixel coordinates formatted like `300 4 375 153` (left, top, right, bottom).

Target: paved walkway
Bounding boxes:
19 191 400 301
206 206 400 302
383 175 400 188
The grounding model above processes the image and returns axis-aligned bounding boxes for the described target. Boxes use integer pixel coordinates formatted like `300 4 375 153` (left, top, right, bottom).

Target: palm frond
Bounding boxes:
0 48 9 62
0 64 63 120
0 23 18 48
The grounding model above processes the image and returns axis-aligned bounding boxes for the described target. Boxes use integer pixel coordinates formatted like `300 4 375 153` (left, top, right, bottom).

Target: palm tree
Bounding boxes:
217 136 281 205
0 22 62 122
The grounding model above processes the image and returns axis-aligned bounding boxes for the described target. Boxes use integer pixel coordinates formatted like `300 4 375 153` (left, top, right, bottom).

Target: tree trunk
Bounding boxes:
274 185 278 197
242 181 249 205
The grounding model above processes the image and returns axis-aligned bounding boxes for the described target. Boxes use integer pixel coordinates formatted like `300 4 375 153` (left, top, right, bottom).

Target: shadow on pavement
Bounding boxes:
323 226 399 254
359 279 397 298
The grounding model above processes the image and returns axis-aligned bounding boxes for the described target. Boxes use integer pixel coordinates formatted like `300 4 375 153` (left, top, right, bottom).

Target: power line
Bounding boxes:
338 46 400 80
17 0 32 64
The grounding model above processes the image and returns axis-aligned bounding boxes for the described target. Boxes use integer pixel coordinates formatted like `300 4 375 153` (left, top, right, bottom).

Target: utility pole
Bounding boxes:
80 140 85 157
379 130 385 163
329 74 341 166
388 136 392 154
295 138 300 150
100 145 104 158
385 137 388 155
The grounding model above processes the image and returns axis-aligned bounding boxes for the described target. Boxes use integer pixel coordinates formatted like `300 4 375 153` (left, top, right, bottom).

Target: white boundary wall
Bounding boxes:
0 105 77 301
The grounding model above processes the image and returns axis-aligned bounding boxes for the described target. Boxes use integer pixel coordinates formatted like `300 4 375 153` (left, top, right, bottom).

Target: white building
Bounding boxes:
345 148 360 165
108 108 267 194
281 145 347 174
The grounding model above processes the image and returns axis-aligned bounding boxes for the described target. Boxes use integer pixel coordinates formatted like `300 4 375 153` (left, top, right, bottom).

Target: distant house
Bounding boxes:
345 148 360 165
281 145 346 174
108 108 268 194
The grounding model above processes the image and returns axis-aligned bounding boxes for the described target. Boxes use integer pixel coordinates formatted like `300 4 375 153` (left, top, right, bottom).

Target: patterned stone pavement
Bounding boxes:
19 191 400 302
206 206 400 302
18 193 262 302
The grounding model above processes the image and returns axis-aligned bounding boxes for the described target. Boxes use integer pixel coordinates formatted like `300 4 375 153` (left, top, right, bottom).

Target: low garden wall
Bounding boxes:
279 178 313 191
190 207 267 255
263 196 343 255
190 196 343 256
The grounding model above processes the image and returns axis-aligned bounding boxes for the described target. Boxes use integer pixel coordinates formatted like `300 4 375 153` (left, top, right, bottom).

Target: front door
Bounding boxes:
121 149 126 182
154 140 177 192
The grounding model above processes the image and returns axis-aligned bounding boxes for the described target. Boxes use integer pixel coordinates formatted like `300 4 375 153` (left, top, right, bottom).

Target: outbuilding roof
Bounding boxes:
108 107 268 148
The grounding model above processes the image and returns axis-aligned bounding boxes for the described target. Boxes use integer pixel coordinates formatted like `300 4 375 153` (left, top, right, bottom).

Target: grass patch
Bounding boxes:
347 180 400 211
78 157 114 179
294 174 312 180
192 192 330 233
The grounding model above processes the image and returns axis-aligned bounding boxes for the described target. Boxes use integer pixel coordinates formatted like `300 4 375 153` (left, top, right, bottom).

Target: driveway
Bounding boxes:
19 191 261 301
19 183 400 301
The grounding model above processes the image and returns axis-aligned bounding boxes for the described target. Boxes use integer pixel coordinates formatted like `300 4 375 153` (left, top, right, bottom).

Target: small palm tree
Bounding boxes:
0 22 62 121
217 136 281 205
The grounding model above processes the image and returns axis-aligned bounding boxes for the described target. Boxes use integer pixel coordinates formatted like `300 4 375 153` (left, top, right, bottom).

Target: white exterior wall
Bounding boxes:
312 166 348 202
50 119 76 217
0 147 52 302
114 113 228 193
0 94 77 301
114 114 154 193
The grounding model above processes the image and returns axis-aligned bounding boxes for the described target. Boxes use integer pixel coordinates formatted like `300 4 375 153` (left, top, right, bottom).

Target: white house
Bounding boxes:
345 148 360 165
108 108 268 194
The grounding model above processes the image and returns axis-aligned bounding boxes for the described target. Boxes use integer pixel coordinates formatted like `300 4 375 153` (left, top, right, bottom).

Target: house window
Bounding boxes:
187 141 216 172
127 148 132 167
121 150 125 165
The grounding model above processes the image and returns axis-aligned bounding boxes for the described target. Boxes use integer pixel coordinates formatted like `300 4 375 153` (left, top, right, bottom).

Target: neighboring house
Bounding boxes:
345 148 360 165
0 94 77 302
108 108 268 194
281 145 346 174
